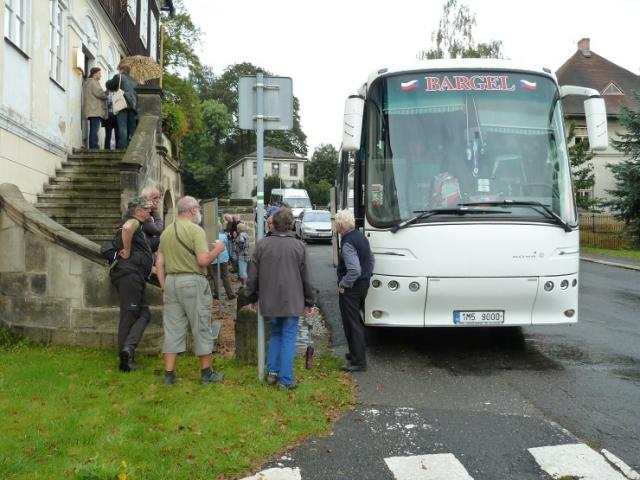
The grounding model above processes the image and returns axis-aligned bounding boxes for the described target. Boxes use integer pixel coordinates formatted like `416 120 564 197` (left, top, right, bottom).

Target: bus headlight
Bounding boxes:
371 279 381 288
388 280 399 291
408 282 420 292
560 280 569 290
544 281 554 291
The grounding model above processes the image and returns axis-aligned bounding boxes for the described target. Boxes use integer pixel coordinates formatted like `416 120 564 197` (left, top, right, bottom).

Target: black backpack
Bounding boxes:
100 227 124 265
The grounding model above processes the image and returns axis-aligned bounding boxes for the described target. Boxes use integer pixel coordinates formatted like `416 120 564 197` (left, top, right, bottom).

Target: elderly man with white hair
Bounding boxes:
334 209 375 372
155 196 225 385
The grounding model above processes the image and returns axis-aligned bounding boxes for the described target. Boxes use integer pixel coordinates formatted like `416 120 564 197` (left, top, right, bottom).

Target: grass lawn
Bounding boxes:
0 335 355 479
581 247 640 260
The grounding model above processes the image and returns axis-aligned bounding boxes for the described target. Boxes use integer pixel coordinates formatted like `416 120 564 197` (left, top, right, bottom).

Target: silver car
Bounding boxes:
295 210 332 243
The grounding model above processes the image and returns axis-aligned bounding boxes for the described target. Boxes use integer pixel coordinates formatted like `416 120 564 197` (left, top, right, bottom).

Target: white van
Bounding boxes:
270 188 312 218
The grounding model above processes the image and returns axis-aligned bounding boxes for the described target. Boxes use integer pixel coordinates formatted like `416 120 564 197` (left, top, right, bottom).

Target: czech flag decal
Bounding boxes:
520 79 537 90
401 79 419 91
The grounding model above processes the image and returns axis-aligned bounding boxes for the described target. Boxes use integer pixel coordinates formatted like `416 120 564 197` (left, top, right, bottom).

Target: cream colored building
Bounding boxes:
227 146 308 199
1 0 163 203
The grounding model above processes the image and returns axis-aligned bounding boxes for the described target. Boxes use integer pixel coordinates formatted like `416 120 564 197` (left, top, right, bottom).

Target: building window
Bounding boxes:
290 163 298 177
49 0 65 85
602 82 623 95
4 0 26 51
128 0 137 24
149 10 158 60
253 161 257 175
139 0 148 47
241 163 245 177
272 162 280 176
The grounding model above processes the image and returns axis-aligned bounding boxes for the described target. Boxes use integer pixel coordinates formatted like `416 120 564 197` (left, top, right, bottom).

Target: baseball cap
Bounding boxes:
128 196 153 210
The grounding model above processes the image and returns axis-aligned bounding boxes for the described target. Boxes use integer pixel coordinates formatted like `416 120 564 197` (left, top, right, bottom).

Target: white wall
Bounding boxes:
228 158 307 199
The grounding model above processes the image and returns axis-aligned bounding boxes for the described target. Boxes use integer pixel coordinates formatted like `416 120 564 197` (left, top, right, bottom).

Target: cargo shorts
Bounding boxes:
163 273 214 356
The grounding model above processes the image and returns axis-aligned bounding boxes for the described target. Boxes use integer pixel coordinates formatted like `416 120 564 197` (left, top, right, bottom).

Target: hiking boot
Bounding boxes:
128 360 144 370
201 370 224 384
266 372 278 386
227 294 237 300
278 381 298 391
163 371 178 386
340 364 367 372
119 347 132 372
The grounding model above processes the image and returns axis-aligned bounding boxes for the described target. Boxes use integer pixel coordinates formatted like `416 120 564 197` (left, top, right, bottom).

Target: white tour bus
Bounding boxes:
336 60 607 327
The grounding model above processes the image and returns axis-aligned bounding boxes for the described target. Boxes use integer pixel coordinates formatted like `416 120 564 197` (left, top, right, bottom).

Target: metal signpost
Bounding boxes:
201 199 221 314
238 74 293 381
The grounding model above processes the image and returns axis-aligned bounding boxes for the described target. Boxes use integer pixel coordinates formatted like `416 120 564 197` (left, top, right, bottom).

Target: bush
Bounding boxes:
162 103 188 143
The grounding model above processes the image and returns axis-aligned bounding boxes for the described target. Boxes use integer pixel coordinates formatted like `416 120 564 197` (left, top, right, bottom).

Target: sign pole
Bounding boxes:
256 73 266 382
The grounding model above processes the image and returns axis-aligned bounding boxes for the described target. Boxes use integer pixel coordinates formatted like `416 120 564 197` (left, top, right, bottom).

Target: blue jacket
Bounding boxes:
212 233 230 264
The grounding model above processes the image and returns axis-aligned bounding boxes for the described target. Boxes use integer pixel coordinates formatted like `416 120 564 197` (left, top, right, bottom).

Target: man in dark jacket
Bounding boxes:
106 65 138 149
335 209 375 372
110 196 154 372
246 207 316 390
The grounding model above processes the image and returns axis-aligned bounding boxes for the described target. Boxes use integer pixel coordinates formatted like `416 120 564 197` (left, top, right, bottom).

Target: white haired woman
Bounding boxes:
334 209 375 372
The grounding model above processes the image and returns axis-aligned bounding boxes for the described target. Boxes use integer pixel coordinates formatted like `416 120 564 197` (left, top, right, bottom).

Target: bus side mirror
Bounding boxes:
584 96 608 151
343 96 364 152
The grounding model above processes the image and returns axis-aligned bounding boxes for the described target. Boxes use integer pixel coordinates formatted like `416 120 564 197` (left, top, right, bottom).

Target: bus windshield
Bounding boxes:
364 71 576 228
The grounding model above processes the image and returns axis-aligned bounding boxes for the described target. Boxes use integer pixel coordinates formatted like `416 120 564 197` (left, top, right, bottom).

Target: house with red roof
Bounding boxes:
557 38 640 204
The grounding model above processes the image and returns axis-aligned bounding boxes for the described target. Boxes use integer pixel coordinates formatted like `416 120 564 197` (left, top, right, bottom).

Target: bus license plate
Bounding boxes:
454 310 504 324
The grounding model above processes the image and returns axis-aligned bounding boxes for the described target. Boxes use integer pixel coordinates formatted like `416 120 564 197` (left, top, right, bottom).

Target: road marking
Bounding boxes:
239 467 301 480
384 453 474 480
529 443 629 479
601 449 640 480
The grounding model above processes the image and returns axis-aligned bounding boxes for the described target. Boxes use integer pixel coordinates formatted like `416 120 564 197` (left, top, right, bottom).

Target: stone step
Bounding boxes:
38 205 121 216
46 214 121 224
38 192 121 201
57 166 122 176
51 176 120 184
85 234 113 244
64 159 122 168
44 184 122 192
61 224 119 234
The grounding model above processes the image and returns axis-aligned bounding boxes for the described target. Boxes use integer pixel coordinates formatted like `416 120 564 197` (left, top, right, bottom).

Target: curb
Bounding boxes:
581 256 640 272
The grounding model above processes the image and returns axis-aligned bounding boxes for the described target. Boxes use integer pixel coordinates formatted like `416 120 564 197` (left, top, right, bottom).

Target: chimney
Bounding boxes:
578 38 592 57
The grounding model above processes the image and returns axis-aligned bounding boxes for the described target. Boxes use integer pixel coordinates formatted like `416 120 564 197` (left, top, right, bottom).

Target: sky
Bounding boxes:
181 0 640 156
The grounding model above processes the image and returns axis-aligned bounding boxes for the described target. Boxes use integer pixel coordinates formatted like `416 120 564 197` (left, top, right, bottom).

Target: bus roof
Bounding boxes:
359 59 558 94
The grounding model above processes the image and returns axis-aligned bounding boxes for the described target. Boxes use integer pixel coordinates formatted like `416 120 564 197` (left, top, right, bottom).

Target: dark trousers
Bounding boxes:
338 283 369 366
116 108 137 149
104 114 119 149
209 262 233 297
88 117 101 149
112 273 150 352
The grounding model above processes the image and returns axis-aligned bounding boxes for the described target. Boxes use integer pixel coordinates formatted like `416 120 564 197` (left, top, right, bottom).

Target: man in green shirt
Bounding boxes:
156 196 225 385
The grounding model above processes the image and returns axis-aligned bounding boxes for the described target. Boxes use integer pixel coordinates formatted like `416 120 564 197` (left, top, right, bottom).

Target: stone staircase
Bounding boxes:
37 150 125 244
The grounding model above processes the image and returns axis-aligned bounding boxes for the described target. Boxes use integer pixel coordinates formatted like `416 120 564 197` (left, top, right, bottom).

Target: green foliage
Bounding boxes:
567 122 598 211
0 346 355 478
161 0 203 76
299 144 339 207
251 175 282 202
0 326 27 352
161 102 188 142
417 0 503 59
608 90 640 247
162 73 203 133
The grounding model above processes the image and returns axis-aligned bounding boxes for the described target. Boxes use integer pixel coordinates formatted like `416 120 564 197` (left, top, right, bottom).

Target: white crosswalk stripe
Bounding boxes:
384 453 474 480
242 443 639 479
239 467 302 480
528 443 636 480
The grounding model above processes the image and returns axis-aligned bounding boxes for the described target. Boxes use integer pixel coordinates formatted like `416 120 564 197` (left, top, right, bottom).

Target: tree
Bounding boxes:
608 90 640 247
300 144 338 207
417 0 503 60
161 0 202 76
567 122 597 211
251 175 282 204
211 63 308 160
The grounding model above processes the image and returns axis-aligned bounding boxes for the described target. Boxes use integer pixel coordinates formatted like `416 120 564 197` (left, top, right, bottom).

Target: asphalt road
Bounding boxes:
250 246 640 479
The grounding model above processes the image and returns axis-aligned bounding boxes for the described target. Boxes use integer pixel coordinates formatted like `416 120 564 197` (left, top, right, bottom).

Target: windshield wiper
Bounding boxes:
390 207 510 233
458 200 574 232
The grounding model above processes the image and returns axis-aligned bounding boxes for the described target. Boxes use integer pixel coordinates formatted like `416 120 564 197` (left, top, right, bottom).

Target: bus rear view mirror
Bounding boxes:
343 95 364 152
584 96 608 151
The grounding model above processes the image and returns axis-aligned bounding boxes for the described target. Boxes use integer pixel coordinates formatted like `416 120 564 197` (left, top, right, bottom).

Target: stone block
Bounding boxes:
91 308 119 329
0 272 28 296
78 331 102 349
14 325 52 344
25 234 47 272
69 256 83 275
50 329 78 346
47 247 82 299
29 274 47 297
0 210 14 230
234 306 271 365
99 332 118 350
0 227 25 272
70 308 97 329
12 297 71 328
83 262 119 307
0 295 12 323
